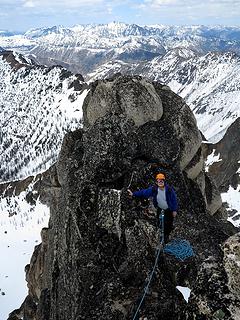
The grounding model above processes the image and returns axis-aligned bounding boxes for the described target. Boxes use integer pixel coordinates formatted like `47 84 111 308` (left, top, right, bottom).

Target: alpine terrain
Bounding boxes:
1 23 239 142
6 75 240 320
0 22 239 320
0 50 88 182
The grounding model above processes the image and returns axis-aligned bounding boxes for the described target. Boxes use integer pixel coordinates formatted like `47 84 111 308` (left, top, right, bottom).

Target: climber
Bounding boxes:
128 173 178 243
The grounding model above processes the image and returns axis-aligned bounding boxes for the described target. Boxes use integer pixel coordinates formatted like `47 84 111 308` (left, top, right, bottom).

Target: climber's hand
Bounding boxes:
127 189 133 197
172 211 177 218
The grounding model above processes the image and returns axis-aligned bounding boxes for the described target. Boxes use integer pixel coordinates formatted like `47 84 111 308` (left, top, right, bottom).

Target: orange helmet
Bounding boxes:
156 173 165 180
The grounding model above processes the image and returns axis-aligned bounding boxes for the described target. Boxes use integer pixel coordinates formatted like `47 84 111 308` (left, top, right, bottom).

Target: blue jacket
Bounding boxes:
133 184 178 211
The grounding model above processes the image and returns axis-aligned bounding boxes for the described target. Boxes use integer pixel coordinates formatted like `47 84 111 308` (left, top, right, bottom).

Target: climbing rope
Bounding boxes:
132 211 165 320
164 239 195 261
132 211 195 319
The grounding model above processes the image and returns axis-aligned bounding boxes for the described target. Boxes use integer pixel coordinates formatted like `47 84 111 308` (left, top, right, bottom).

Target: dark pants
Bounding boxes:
157 208 174 243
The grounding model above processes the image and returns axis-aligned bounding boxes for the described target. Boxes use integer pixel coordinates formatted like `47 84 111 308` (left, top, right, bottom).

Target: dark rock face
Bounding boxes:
0 51 34 70
205 117 240 192
11 76 239 320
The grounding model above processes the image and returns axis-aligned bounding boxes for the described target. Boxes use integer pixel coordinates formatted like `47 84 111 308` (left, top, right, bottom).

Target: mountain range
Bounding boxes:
1 23 240 75
1 23 240 143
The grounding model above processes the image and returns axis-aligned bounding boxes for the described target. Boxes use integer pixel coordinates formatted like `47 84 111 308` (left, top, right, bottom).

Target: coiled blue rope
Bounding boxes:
164 238 195 261
132 211 195 319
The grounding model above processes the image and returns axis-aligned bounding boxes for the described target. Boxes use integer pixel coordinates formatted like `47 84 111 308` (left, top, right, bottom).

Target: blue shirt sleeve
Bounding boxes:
133 186 154 199
170 188 178 211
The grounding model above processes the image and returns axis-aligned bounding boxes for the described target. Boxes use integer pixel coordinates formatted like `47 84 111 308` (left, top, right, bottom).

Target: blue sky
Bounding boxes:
0 0 240 32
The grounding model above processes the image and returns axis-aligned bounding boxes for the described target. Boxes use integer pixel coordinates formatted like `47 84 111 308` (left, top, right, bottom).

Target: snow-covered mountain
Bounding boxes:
1 23 239 142
0 23 240 74
0 31 16 37
2 23 240 53
89 49 240 142
0 51 89 183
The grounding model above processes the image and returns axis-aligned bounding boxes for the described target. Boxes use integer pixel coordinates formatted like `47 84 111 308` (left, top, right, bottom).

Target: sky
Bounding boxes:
0 0 240 32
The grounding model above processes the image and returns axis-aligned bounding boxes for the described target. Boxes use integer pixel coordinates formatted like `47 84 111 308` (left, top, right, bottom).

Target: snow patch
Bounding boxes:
176 286 191 302
221 185 240 227
205 149 222 172
237 161 240 174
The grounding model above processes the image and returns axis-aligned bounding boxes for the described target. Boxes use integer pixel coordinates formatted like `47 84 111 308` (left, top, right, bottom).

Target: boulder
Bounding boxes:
83 76 163 128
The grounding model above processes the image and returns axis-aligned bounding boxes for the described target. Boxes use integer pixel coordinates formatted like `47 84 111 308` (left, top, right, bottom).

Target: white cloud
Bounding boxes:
21 0 104 8
1 0 240 30
142 0 240 9
138 0 240 23
23 0 36 7
144 0 177 7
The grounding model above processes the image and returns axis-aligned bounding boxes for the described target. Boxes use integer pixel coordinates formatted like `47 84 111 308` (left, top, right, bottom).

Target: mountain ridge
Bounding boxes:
0 51 88 182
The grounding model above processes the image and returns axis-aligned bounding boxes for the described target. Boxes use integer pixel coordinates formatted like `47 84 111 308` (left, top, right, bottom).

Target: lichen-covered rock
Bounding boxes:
154 83 202 170
205 173 223 215
25 228 49 301
14 75 239 320
184 147 204 180
97 188 122 239
83 76 163 128
223 233 240 297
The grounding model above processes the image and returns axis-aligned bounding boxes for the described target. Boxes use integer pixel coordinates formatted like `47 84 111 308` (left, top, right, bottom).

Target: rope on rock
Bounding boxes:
132 245 162 320
164 238 195 261
132 211 195 319
132 211 165 320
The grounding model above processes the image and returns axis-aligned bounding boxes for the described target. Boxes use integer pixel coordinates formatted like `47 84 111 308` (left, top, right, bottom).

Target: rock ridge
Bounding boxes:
8 75 239 320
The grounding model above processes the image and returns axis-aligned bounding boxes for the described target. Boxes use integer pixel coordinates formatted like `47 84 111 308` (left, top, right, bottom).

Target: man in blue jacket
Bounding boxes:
128 173 178 243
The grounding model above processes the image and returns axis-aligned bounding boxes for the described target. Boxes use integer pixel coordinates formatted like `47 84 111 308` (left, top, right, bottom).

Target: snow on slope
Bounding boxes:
0 53 89 182
222 185 240 228
0 35 35 52
0 177 49 319
143 51 240 143
1 23 239 144
205 149 222 172
89 49 240 143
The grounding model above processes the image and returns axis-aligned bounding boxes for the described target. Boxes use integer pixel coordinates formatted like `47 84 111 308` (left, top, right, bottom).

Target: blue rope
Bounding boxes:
132 211 165 320
132 211 195 319
164 238 195 261
132 246 161 320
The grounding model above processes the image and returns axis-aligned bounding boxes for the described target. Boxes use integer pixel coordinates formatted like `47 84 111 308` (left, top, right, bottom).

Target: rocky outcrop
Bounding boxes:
10 75 239 320
202 117 240 218
204 172 223 216
0 51 34 70
223 233 240 320
204 117 240 192
83 77 163 128
223 233 240 297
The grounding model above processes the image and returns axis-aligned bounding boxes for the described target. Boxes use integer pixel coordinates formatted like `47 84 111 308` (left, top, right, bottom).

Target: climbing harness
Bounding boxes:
132 210 165 320
132 210 195 320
